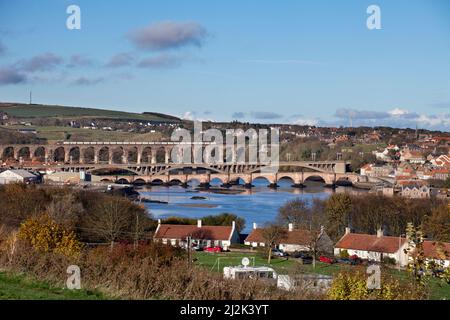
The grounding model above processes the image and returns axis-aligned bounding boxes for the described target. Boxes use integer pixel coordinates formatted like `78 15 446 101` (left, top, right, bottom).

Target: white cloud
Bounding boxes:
293 118 319 126
388 108 409 117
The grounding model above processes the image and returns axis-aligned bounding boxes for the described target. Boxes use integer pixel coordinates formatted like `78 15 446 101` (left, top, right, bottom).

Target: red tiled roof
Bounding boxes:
423 241 450 260
245 228 313 245
154 224 233 241
335 233 407 254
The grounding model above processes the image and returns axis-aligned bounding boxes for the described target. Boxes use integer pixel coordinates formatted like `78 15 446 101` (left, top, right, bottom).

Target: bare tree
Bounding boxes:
261 224 287 264
47 193 83 230
85 197 132 250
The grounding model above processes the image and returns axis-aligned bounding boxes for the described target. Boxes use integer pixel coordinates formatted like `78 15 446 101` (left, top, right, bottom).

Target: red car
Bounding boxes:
319 256 335 264
204 246 222 253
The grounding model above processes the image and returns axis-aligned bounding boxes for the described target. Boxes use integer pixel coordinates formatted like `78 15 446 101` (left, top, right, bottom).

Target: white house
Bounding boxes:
421 240 450 268
334 228 409 267
244 223 334 255
0 169 38 184
153 219 240 249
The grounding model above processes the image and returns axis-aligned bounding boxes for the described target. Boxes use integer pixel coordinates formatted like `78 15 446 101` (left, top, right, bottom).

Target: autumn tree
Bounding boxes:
422 203 450 242
325 193 352 241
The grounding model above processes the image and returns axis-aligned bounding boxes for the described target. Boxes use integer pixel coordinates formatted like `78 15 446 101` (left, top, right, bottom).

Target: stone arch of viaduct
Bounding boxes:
0 143 175 165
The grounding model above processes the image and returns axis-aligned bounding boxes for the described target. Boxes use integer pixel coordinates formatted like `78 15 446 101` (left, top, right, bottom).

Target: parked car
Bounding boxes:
272 249 287 257
291 252 313 264
337 258 356 265
204 246 222 253
319 256 335 264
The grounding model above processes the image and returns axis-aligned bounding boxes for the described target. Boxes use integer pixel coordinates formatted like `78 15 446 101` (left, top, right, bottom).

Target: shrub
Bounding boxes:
327 269 427 300
18 214 83 258
339 249 350 259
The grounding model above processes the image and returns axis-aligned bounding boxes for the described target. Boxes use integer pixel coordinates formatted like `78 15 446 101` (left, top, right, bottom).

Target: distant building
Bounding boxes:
400 149 425 164
430 154 450 167
360 164 394 178
153 219 240 249
17 128 37 134
0 169 38 184
400 184 432 199
244 223 334 255
0 111 8 120
431 168 450 181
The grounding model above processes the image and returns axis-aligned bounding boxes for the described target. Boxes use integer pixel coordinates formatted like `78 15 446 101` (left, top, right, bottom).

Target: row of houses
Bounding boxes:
154 220 450 268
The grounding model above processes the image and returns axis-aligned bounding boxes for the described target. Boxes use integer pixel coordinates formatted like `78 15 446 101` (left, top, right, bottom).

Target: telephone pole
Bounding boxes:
29 90 32 104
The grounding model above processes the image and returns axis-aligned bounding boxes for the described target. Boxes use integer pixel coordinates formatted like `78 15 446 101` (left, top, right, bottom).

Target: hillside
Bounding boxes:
0 102 180 122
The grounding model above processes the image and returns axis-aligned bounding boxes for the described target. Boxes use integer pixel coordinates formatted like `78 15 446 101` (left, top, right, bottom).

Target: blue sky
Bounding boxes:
0 0 449 130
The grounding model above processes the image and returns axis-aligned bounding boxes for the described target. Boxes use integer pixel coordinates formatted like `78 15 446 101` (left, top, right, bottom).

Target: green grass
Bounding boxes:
0 271 108 300
194 252 450 300
194 251 297 273
0 125 163 142
0 103 179 122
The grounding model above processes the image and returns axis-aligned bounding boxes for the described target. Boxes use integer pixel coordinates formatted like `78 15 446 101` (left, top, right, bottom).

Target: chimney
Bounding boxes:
345 227 351 235
232 221 236 230
158 219 161 225
253 222 258 230
377 228 384 238
197 219 202 228
288 223 294 232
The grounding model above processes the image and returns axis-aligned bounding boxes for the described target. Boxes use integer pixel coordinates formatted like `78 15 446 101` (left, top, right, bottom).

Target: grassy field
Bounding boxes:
194 251 450 300
0 125 164 142
0 103 179 122
0 271 108 300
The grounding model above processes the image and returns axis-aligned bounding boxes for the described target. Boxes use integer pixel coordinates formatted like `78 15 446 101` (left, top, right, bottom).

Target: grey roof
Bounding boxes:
0 169 37 179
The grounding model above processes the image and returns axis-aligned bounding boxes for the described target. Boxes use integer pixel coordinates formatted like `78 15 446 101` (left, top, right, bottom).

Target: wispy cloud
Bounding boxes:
250 111 283 120
241 59 320 65
0 67 27 85
105 53 135 68
127 21 208 51
137 54 183 69
66 54 95 68
232 112 246 119
17 53 64 73
71 76 104 86
334 107 450 130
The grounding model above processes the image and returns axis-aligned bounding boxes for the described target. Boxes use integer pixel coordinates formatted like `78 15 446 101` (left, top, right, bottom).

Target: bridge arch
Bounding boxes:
133 178 147 186
116 178 130 185
277 176 296 186
210 177 225 186
98 146 110 163
53 147 65 162
252 176 275 186
1 146 15 161
34 146 46 161
17 146 31 161
69 147 81 163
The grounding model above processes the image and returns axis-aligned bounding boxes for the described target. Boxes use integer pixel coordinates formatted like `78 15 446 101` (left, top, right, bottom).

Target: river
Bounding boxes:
138 178 368 234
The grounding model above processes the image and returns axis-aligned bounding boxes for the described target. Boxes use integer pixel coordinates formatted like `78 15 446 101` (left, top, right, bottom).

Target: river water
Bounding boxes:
138 178 367 234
